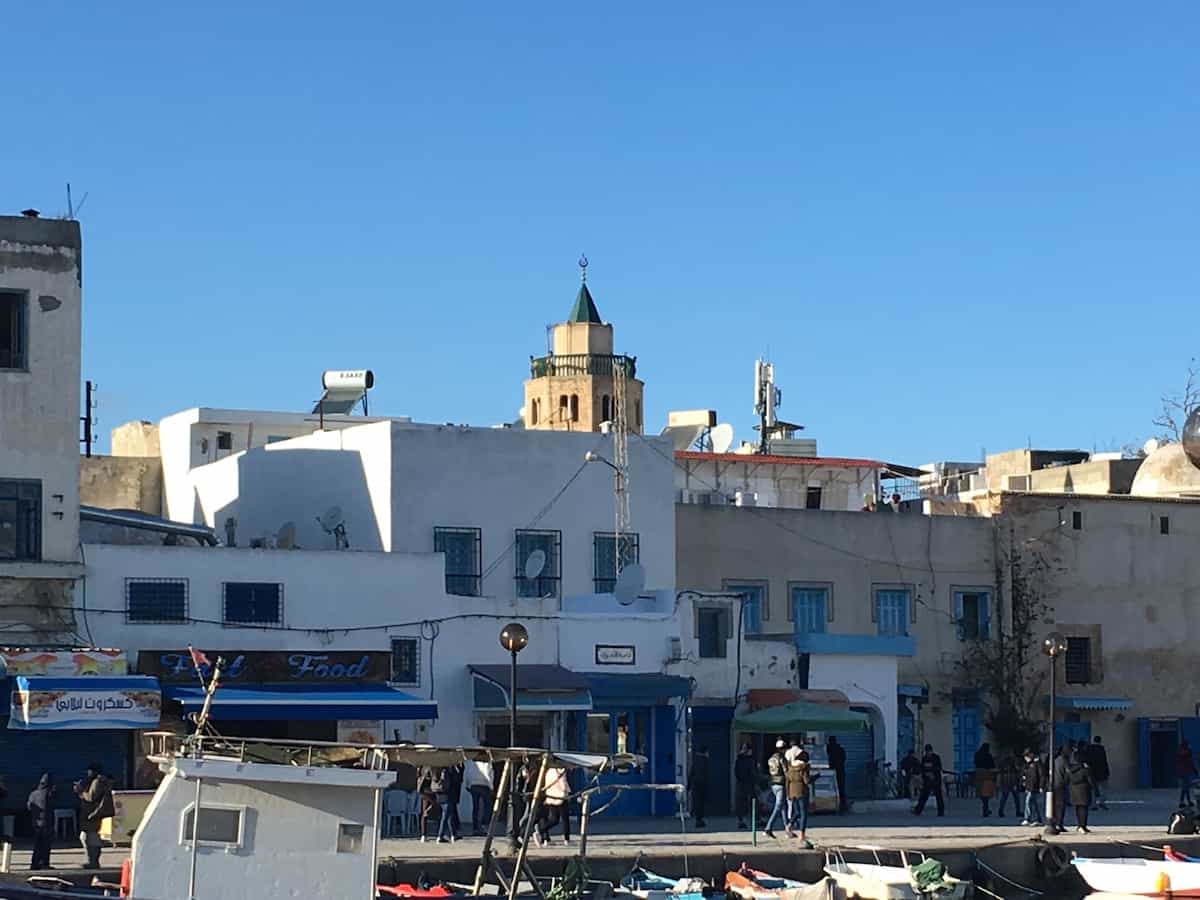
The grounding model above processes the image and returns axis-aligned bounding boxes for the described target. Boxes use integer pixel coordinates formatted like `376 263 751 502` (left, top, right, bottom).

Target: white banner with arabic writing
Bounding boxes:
10 676 161 730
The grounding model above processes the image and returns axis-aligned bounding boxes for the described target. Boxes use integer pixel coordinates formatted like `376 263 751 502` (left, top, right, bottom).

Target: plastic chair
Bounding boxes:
385 790 412 837
54 809 77 840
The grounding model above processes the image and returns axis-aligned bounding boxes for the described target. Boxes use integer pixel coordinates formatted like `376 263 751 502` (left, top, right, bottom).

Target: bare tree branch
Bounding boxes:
1155 358 1200 442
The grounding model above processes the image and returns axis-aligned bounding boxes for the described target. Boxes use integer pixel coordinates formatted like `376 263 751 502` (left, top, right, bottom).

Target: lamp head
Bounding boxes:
499 622 529 654
1043 631 1067 657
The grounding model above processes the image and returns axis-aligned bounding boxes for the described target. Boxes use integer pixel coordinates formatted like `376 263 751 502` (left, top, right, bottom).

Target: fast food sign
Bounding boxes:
9 676 161 730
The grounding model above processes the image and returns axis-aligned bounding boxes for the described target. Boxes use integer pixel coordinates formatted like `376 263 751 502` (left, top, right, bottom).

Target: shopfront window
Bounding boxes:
586 713 610 753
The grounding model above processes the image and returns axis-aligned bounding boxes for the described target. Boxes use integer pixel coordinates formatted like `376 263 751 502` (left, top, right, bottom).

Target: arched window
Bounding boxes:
569 394 580 422
601 395 611 422
634 400 642 430
559 395 569 420
530 399 539 425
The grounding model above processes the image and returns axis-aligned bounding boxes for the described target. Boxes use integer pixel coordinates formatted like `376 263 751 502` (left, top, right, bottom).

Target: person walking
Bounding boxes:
446 763 464 840
785 738 803 765
995 755 1021 818
465 758 494 836
1088 736 1110 810
899 749 920 801
428 767 455 843
764 739 788 838
1177 741 1197 806
826 736 848 813
687 745 710 829
75 762 114 870
974 742 997 817
536 765 571 845
1049 745 1071 834
733 743 757 829
1067 747 1095 833
785 752 813 846
27 773 54 871
912 744 945 817
1020 749 1044 826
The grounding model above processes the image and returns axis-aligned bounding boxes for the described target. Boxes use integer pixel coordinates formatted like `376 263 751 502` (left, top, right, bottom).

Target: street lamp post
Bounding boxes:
499 622 529 850
1043 631 1068 835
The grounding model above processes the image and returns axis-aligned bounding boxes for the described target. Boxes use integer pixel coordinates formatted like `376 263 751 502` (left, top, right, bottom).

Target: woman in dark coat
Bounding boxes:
27 773 54 870
1067 749 1095 833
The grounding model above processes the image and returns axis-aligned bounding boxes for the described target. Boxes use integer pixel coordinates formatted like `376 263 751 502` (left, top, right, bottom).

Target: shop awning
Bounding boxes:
733 699 870 734
469 664 592 712
164 684 437 720
1056 696 1132 711
583 673 691 704
10 676 161 730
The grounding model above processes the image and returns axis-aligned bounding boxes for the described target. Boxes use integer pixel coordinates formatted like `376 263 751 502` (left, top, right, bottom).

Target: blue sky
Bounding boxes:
6 2 1198 462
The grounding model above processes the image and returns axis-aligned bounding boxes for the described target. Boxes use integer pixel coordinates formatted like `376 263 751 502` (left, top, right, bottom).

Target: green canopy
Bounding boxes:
733 700 870 734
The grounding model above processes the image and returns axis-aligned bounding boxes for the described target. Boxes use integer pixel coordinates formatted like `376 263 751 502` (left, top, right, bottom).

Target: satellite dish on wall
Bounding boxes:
524 549 547 580
276 522 297 550
710 423 735 454
614 563 646 606
317 506 344 532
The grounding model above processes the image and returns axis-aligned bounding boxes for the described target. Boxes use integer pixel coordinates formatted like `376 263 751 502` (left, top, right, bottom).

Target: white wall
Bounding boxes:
809 654 898 765
0 217 83 563
676 455 880 512
165 417 677 601
82 545 684 752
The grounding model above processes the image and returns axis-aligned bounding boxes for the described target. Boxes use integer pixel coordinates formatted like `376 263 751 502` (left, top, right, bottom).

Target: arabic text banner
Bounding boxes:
10 676 162 730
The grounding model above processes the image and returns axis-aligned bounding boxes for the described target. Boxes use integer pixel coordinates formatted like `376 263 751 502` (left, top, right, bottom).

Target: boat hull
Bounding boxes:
824 863 971 900
1073 858 1200 897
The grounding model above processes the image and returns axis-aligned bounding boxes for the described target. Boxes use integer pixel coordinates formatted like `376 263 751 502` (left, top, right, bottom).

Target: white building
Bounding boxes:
0 213 84 638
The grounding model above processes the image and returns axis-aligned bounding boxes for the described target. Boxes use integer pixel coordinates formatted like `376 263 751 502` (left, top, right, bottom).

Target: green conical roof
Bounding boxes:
568 283 603 324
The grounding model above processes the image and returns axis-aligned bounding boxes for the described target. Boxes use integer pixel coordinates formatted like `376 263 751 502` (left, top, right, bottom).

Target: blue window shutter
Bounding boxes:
954 593 965 641
979 593 991 640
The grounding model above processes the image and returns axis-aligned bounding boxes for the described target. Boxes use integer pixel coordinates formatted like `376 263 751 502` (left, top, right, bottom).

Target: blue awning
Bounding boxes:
583 673 691 705
1056 696 1132 711
469 664 593 712
164 684 437 720
898 684 929 701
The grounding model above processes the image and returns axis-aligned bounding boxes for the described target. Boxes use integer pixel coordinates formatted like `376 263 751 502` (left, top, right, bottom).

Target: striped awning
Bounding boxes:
1055 696 1132 711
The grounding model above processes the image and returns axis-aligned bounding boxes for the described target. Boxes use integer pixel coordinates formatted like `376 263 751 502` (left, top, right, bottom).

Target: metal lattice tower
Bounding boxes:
612 360 631 572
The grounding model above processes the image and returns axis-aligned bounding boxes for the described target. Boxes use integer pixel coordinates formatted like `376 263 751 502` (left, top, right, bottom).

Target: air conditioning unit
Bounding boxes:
1003 474 1032 492
669 637 683 662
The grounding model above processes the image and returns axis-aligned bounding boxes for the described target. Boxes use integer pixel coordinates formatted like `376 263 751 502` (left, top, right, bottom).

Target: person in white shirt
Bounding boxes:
785 737 804 765
464 759 494 836
536 766 571 845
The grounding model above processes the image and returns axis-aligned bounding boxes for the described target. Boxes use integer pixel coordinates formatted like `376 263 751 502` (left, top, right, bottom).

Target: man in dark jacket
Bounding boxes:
1020 749 1044 826
688 745 711 828
27 773 54 870
1049 745 1071 834
826 737 848 813
1087 736 1110 810
75 763 115 870
733 743 757 829
899 749 920 800
912 744 945 817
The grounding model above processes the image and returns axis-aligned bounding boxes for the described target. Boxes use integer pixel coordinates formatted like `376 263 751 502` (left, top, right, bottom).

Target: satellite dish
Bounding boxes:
1184 408 1200 470
614 563 646 606
317 506 344 533
276 522 297 550
524 549 547 580
710 423 735 454
661 424 705 452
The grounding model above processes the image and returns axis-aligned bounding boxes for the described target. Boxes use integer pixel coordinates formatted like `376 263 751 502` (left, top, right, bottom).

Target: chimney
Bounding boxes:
20 208 40 218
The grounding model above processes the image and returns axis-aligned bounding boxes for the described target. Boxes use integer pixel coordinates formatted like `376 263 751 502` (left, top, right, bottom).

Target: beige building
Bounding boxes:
522 270 644 434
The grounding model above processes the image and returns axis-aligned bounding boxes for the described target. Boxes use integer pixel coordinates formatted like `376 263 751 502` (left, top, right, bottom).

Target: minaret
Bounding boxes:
523 257 644 433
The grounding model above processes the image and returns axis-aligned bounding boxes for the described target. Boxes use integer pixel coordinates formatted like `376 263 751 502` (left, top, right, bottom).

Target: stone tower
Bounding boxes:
523 262 644 433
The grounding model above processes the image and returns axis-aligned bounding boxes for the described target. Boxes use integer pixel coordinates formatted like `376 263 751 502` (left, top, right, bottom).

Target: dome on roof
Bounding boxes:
1130 442 1200 498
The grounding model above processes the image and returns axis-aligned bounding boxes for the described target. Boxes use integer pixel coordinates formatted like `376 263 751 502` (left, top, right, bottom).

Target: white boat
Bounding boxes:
1073 856 1200 897
824 847 971 900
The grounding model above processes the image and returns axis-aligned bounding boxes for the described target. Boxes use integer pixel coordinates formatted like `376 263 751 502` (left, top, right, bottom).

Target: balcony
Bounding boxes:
530 354 637 380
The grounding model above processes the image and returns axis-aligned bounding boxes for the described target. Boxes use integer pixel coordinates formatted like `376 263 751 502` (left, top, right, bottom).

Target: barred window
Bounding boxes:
390 638 420 685
514 530 561 598
433 527 481 596
127 579 189 623
223 582 282 625
593 533 640 593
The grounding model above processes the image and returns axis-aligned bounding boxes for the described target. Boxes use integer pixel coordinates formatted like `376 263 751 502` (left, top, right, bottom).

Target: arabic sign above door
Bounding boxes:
9 676 162 730
0 648 128 677
137 650 392 685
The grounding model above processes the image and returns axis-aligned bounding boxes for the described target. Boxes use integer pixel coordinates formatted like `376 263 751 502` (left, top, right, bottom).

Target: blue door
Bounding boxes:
897 702 915 766
691 707 732 816
584 708 652 815
952 697 981 777
1054 720 1091 749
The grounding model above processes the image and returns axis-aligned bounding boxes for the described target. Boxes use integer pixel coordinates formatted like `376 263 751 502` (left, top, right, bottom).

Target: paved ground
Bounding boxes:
0 790 1182 873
